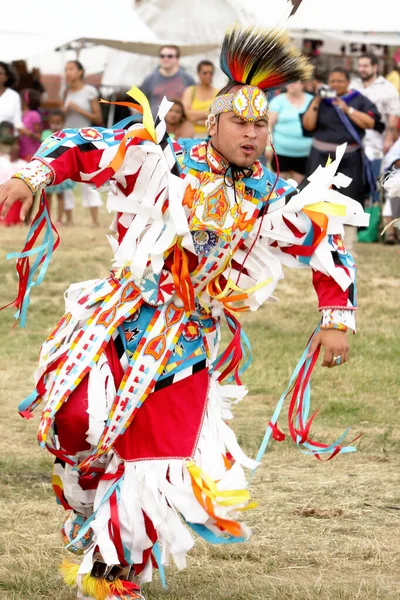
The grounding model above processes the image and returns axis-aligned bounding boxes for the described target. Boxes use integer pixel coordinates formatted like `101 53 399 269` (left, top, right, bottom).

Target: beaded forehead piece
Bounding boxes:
208 26 312 125
211 86 268 122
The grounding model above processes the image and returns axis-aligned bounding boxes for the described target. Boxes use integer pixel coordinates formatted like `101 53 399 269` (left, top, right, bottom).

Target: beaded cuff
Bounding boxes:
12 159 54 194
321 308 356 333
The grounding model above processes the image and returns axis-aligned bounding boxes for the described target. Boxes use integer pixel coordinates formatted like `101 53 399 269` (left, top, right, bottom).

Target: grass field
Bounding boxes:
0 206 399 600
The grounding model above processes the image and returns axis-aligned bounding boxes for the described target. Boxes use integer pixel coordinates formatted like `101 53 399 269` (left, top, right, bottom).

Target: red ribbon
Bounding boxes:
101 464 127 566
214 311 243 385
1 190 59 322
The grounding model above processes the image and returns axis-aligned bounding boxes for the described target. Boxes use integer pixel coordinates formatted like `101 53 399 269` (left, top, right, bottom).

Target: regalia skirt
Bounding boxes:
23 269 258 593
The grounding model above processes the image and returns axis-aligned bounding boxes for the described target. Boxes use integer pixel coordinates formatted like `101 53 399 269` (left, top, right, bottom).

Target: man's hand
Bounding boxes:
307 329 349 368
0 179 34 221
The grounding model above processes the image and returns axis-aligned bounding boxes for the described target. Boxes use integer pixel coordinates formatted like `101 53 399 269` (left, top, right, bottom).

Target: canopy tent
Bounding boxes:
102 0 255 88
2 0 398 87
0 0 215 79
59 38 217 58
287 0 400 40
244 0 400 47
0 0 157 74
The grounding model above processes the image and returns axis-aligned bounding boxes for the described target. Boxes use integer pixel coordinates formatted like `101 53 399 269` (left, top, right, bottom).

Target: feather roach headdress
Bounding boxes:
220 26 312 91
209 25 313 124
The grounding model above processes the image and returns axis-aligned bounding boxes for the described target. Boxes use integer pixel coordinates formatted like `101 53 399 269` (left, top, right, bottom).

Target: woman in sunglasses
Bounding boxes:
182 60 218 138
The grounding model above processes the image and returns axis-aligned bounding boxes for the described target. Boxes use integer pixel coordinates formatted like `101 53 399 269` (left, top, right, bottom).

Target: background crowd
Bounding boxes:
0 43 399 245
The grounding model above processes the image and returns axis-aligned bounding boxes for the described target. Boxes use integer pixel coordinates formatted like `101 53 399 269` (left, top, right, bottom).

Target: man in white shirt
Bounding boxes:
352 53 400 203
352 52 400 238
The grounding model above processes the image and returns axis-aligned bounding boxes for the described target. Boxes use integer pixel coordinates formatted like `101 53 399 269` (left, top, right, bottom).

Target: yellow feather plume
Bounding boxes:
60 560 80 587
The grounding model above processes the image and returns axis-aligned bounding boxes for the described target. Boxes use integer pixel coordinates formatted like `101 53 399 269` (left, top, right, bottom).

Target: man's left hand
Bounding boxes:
307 329 349 368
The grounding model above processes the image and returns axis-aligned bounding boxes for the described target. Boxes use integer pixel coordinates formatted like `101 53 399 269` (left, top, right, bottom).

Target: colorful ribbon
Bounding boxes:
2 190 59 326
253 324 360 477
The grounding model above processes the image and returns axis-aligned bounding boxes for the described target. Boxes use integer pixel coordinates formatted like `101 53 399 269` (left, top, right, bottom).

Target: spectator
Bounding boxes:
140 45 195 117
303 65 328 95
0 123 27 226
62 60 103 128
41 109 76 226
267 81 313 184
182 60 217 138
19 89 42 161
352 53 400 163
386 61 400 94
62 60 103 227
12 60 45 96
301 67 380 249
165 100 195 139
0 62 23 133
381 137 400 243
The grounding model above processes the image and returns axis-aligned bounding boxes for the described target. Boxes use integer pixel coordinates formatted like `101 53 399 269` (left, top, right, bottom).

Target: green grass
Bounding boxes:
0 206 400 600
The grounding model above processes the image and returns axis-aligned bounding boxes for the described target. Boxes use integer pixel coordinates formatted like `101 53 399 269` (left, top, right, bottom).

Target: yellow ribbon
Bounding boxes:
187 461 251 507
207 273 273 314
306 201 347 217
126 85 156 142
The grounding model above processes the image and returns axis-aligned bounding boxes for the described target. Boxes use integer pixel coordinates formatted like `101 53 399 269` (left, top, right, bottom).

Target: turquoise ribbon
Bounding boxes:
152 542 166 588
6 194 56 327
252 322 357 477
186 521 246 544
67 476 124 549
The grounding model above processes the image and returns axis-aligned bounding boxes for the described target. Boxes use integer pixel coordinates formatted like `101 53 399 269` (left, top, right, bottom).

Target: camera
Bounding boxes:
318 85 337 99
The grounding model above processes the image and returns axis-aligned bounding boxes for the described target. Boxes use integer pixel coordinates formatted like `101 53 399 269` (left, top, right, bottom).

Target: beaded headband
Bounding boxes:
210 85 268 122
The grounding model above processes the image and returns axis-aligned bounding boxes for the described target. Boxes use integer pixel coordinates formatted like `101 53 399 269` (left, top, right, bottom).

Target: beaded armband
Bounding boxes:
320 308 356 333
12 159 54 194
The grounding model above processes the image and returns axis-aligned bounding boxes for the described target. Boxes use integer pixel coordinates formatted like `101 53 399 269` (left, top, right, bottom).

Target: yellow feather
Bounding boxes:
81 574 113 600
113 578 125 594
59 560 80 588
60 560 133 599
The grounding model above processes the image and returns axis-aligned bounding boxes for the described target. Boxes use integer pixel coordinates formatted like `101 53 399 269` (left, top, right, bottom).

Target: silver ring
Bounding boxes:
333 355 342 365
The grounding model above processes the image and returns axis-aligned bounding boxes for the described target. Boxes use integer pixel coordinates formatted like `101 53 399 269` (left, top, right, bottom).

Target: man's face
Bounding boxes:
209 111 269 167
159 47 179 70
358 58 377 81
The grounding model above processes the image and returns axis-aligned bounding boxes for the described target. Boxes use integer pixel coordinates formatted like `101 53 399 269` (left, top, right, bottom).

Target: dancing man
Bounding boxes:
0 26 366 600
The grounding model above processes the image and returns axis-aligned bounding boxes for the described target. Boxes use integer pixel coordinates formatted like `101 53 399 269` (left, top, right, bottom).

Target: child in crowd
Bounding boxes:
19 89 42 161
0 121 27 226
41 110 76 225
165 100 195 139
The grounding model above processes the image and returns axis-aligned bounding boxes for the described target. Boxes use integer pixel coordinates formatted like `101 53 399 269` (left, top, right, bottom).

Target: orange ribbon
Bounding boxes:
171 242 195 313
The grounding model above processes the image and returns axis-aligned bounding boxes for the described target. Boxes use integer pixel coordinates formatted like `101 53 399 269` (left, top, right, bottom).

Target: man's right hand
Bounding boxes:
0 179 34 221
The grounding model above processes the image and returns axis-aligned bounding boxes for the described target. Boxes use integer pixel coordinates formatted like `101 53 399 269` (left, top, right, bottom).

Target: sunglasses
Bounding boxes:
160 53 177 59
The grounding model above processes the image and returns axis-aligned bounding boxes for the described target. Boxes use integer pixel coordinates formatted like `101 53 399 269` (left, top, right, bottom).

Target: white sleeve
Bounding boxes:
13 92 23 130
88 85 99 102
386 88 400 117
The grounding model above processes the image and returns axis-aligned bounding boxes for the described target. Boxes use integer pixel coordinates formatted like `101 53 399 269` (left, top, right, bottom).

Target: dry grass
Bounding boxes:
0 204 400 600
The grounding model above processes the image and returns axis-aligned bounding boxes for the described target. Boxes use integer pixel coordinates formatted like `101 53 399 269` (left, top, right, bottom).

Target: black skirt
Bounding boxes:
306 147 367 206
271 154 308 176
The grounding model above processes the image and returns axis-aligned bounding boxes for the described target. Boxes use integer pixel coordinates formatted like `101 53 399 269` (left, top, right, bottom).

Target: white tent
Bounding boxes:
102 0 256 89
0 0 158 74
0 0 217 82
247 0 400 47
104 0 399 90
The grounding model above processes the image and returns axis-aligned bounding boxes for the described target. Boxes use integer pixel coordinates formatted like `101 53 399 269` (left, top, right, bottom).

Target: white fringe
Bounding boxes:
76 373 257 583
383 168 400 199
